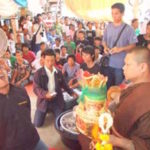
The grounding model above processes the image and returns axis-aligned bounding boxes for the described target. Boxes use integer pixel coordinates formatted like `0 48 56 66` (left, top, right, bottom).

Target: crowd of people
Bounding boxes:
0 2 150 150
0 5 150 90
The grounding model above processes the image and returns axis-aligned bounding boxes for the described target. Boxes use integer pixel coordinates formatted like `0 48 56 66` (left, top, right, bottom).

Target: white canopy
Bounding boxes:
0 0 19 17
0 0 47 18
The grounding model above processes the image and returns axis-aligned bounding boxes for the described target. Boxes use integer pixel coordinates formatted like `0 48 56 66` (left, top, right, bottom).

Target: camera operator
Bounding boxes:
32 14 48 53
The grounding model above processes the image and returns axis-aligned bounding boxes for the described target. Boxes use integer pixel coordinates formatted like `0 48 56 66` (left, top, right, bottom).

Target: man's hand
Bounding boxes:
109 134 135 150
0 59 5 65
147 43 150 50
45 92 56 100
71 92 78 99
68 79 73 87
104 47 110 55
11 80 15 85
109 127 135 150
111 47 122 54
16 81 22 87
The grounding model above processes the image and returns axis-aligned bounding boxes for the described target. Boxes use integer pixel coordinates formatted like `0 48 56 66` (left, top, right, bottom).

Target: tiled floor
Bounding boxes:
25 84 69 150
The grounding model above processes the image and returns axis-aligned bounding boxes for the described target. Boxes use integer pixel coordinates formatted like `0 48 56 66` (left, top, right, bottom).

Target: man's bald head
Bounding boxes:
128 47 150 69
124 47 150 83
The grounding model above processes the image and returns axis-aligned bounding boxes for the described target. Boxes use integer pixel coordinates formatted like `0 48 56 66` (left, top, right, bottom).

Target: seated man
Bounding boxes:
53 37 62 50
0 67 48 150
36 42 46 60
60 45 68 65
0 57 11 79
76 30 89 47
81 45 102 74
94 37 104 55
33 49 77 127
71 45 103 89
94 46 102 64
5 49 16 69
22 43 36 65
32 51 45 72
62 54 80 87
75 44 84 65
32 42 46 72
64 35 76 55
86 22 96 45
11 50 31 87
54 49 64 70
79 47 150 150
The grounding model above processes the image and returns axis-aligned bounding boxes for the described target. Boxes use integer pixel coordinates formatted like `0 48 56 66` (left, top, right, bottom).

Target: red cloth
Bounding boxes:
54 64 63 70
75 53 83 64
23 51 36 64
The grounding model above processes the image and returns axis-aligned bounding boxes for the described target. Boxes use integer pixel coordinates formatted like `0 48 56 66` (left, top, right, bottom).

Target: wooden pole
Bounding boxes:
10 16 17 42
132 0 139 18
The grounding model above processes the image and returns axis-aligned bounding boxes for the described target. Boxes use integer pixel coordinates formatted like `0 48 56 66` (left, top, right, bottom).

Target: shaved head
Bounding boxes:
129 47 150 69
123 47 150 83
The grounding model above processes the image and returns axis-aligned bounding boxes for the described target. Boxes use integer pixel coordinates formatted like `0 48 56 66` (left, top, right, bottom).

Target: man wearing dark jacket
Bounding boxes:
0 67 48 150
33 49 76 127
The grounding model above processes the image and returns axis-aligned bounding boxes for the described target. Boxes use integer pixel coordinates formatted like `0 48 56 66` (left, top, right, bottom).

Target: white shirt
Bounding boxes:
8 39 16 54
6 59 12 78
36 50 42 60
31 59 41 72
33 23 47 44
60 53 68 59
52 44 62 50
31 50 44 72
44 19 53 29
23 21 32 33
95 54 103 64
62 24 70 34
44 66 57 93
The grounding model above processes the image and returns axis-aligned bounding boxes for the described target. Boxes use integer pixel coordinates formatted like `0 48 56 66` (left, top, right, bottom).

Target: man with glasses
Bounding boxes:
0 67 48 150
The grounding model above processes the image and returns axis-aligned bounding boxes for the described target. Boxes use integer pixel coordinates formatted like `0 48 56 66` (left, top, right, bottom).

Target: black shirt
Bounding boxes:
55 59 64 66
76 39 89 47
60 58 67 66
137 34 150 47
0 85 39 150
80 63 101 74
86 30 96 45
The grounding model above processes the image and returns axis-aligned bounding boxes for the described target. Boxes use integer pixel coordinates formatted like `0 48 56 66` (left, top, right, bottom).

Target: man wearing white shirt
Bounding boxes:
23 15 33 35
33 49 77 127
36 42 46 60
32 42 46 72
33 14 47 53
8 33 16 55
62 17 70 35
52 37 62 50
31 50 45 73
44 65 56 94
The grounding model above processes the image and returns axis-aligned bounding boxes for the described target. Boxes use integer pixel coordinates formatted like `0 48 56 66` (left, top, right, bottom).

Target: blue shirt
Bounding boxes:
103 23 137 68
63 62 80 78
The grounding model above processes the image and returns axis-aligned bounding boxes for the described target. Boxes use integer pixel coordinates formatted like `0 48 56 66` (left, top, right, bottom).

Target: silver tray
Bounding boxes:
60 111 79 135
